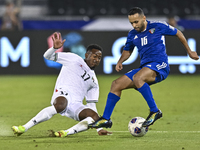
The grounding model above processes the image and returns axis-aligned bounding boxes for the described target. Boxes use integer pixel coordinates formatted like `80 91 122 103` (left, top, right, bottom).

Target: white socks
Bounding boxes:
22 107 102 135
23 106 57 131
64 117 94 135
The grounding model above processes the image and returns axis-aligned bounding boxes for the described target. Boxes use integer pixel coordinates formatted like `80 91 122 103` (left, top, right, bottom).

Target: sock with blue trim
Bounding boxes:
103 92 120 120
138 83 158 112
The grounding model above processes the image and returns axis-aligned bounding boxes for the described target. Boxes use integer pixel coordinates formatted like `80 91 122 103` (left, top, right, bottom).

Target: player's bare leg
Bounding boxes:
133 67 162 127
89 67 162 128
89 75 134 128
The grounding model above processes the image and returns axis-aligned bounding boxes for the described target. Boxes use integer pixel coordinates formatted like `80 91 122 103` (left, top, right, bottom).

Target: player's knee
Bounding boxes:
111 80 120 91
133 74 143 85
53 96 68 113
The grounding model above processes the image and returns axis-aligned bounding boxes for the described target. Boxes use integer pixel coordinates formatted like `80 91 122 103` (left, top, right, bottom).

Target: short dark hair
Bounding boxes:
128 7 144 16
86 44 103 52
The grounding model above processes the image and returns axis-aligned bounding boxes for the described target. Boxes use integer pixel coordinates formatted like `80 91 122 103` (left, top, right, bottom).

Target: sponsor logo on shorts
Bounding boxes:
156 62 167 70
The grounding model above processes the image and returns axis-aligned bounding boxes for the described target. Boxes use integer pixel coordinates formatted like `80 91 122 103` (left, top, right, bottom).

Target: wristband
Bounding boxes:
96 128 103 132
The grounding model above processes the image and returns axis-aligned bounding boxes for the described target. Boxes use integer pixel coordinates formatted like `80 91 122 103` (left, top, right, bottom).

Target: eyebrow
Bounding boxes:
130 20 139 24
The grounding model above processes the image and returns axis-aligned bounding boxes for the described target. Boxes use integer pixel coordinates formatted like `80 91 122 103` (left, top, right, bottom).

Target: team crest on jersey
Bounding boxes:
92 77 95 82
91 77 97 85
149 28 155 34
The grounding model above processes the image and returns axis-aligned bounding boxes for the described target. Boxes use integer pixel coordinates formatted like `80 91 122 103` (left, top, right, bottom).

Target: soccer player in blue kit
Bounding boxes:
89 7 199 128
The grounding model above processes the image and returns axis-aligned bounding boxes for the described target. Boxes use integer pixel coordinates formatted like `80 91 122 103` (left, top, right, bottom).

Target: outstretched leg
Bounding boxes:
12 96 67 136
55 116 95 137
55 107 111 137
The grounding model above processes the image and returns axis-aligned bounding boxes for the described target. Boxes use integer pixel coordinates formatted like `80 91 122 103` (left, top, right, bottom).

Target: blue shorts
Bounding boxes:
125 62 170 85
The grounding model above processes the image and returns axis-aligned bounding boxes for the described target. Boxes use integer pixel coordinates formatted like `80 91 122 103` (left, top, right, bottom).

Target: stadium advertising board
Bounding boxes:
0 30 199 74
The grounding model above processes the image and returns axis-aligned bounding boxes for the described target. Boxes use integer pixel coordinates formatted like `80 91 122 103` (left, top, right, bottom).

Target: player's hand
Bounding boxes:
98 129 112 135
52 32 66 49
115 62 123 72
188 51 199 60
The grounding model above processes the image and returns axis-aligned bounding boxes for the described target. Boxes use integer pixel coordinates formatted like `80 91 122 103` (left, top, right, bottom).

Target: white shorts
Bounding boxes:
50 88 89 121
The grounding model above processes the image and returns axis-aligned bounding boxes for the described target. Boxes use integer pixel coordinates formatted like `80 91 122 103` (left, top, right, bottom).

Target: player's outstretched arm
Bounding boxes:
176 30 199 60
43 32 66 61
115 50 133 72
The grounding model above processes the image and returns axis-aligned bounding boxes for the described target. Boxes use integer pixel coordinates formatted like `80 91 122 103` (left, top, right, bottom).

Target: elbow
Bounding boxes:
43 52 49 59
176 29 183 36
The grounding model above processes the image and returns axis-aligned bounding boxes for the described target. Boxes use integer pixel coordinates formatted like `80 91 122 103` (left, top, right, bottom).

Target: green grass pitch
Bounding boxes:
0 75 200 150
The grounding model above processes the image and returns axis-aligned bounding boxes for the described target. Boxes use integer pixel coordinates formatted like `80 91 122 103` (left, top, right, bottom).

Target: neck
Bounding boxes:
84 59 95 70
142 20 148 32
144 20 147 28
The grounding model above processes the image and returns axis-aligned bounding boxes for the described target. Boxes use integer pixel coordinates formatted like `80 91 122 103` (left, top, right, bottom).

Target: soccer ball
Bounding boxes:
128 117 148 137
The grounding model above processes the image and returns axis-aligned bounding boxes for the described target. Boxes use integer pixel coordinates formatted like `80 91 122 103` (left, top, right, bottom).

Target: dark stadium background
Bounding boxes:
0 0 199 75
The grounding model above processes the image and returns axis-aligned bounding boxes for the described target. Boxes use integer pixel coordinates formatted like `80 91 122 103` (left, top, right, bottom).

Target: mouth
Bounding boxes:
93 63 97 66
134 27 139 30
89 63 98 69
93 62 99 66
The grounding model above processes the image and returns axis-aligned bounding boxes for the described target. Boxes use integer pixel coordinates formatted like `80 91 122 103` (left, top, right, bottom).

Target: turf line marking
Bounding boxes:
111 131 200 133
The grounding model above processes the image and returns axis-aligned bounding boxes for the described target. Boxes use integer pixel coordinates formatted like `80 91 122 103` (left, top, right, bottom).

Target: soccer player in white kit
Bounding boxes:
12 32 112 137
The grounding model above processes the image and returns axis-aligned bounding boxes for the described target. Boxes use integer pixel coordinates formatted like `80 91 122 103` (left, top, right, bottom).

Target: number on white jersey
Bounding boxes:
81 70 90 81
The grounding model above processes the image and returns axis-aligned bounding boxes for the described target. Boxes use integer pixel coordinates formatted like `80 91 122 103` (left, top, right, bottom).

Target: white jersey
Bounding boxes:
53 52 99 103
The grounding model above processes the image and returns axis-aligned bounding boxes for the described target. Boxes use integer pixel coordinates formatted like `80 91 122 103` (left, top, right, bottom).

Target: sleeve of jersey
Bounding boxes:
43 47 57 61
160 22 178 36
85 86 99 103
123 32 135 51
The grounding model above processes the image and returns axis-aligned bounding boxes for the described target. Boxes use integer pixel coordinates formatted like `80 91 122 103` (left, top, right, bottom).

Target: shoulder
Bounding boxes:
149 20 177 33
148 20 169 28
149 20 168 26
127 29 137 37
57 52 84 63
58 52 82 59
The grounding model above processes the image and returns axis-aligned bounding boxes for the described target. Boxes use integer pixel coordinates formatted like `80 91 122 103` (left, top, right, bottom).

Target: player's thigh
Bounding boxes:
111 75 137 91
61 102 88 121
51 88 69 106
133 67 157 83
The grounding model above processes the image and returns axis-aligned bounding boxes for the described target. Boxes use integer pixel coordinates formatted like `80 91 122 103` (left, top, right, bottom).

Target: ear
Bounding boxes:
85 52 88 59
143 15 146 20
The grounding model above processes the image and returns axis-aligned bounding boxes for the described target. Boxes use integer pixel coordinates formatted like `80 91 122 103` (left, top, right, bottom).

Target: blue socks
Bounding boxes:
138 83 158 112
103 92 120 120
102 83 158 120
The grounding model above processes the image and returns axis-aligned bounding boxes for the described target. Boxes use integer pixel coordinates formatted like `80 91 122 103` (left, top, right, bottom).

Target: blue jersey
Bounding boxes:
124 20 177 67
